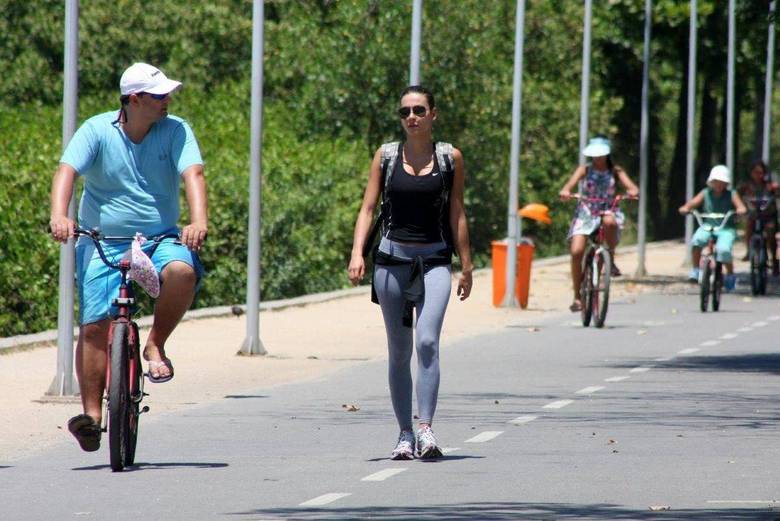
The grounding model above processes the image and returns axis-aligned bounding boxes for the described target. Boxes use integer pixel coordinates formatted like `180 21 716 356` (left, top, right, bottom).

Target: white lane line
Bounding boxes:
719 333 738 340
361 468 407 482
752 321 769 328
465 431 504 443
700 340 720 347
738 327 753 333
575 386 605 395
654 357 673 362
441 447 459 454
604 376 630 382
629 367 651 373
543 399 574 409
706 500 779 505
677 348 701 355
508 415 538 425
300 493 351 507
768 315 780 321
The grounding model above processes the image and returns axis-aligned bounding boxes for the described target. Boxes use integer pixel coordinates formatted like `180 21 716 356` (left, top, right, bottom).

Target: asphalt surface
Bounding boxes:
3 285 780 520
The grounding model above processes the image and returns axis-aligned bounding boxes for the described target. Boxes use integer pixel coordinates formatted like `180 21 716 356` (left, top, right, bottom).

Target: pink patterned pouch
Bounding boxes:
123 233 160 298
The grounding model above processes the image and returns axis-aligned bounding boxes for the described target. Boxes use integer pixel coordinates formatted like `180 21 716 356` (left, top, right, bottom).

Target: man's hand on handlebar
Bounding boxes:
49 215 76 243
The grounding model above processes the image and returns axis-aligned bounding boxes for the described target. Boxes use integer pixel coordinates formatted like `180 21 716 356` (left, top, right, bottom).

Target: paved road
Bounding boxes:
3 287 780 520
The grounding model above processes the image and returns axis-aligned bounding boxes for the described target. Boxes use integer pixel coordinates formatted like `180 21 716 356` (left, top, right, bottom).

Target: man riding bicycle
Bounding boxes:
679 165 747 291
49 63 208 452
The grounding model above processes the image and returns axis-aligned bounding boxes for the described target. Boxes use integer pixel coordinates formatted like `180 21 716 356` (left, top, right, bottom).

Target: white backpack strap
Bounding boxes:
434 142 454 176
380 141 401 193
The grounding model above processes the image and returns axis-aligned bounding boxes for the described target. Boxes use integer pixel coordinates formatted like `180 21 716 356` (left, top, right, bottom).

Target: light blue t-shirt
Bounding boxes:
61 111 203 237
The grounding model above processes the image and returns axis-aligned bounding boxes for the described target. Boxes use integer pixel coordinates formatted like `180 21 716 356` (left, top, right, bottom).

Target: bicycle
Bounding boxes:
571 194 637 328
690 210 734 312
74 227 178 471
746 196 774 295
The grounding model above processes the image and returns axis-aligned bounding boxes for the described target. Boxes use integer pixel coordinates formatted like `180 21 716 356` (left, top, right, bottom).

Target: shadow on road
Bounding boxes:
72 461 228 472
658 353 780 376
225 502 780 520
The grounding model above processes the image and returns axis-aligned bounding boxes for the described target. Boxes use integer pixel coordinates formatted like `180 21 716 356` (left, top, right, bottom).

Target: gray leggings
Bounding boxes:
374 238 452 429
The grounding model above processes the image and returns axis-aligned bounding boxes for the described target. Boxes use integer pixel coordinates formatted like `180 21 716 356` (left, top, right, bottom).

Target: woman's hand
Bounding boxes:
457 269 473 301
348 253 366 286
559 189 573 201
678 205 689 215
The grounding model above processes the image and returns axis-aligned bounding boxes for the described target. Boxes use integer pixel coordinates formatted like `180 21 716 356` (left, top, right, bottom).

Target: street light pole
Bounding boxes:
502 0 526 308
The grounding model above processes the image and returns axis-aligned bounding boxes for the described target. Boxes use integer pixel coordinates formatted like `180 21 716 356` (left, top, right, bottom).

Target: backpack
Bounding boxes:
361 141 455 257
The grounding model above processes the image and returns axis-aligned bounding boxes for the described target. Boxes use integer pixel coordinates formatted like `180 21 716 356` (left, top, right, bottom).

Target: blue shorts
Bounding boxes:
76 234 205 325
691 227 737 263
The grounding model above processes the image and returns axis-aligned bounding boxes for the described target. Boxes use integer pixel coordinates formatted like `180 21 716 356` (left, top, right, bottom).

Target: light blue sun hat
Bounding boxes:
583 136 611 158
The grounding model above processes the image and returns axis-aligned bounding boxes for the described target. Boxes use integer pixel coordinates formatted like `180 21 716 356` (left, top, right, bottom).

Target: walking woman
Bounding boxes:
348 86 473 459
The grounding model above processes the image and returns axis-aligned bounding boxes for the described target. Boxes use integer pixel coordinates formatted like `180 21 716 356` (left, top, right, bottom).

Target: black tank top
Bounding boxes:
386 152 447 243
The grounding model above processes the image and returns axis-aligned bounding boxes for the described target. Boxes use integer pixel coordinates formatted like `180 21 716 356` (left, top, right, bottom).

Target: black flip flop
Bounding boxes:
67 414 101 452
146 358 174 384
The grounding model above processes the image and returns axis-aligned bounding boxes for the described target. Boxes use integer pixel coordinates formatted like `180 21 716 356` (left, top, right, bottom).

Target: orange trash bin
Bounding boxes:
491 239 535 308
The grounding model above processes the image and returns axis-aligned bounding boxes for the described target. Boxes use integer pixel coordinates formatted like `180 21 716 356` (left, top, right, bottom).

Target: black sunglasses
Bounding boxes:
398 105 428 118
139 92 169 101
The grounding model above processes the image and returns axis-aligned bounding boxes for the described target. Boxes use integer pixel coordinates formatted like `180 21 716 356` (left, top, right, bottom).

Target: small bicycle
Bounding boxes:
746 196 774 295
75 227 177 471
690 210 733 312
572 194 637 328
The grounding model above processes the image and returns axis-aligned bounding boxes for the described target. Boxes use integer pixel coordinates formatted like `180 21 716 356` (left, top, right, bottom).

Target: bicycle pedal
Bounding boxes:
140 406 150 414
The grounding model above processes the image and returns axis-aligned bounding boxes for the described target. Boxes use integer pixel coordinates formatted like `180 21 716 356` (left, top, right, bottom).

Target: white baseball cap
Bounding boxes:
582 136 611 158
707 164 731 186
119 63 181 96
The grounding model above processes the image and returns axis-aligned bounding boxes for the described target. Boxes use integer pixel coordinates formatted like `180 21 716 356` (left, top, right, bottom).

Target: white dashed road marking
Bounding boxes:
677 348 700 355
466 431 504 443
654 357 673 362
738 327 753 333
300 493 351 507
629 367 651 373
700 340 720 347
719 333 738 340
752 321 768 328
575 386 605 395
441 447 459 454
508 415 538 425
361 468 407 482
604 376 630 382
543 399 574 409
706 500 779 505
768 315 780 321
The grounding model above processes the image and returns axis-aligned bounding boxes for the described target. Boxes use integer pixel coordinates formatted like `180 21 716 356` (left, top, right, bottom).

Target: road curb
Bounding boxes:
0 239 683 353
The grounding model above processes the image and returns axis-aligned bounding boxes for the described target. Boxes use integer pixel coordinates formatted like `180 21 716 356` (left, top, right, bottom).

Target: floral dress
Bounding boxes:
567 166 625 239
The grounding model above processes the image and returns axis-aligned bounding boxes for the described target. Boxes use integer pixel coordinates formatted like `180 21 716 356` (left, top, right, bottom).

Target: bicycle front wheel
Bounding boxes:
125 322 142 466
749 238 764 295
712 262 722 312
109 322 131 472
593 249 611 328
580 251 594 327
699 259 711 312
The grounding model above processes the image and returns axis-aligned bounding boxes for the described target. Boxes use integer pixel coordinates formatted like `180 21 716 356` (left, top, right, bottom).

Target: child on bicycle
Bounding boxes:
737 159 778 275
679 165 747 290
559 136 639 312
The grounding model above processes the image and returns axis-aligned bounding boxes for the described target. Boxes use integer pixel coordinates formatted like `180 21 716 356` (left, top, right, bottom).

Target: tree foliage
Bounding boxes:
1 0 778 336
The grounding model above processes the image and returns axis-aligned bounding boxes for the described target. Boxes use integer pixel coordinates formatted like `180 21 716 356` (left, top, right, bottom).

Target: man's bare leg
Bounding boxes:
76 319 111 422
143 261 196 379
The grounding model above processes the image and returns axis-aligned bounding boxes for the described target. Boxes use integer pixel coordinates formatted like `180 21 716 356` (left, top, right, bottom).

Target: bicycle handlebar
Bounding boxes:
568 194 638 215
690 210 735 232
74 228 180 270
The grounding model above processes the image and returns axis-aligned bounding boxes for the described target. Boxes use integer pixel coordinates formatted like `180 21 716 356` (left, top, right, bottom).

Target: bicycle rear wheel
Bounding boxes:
109 322 131 472
593 249 611 328
712 262 722 312
699 259 711 312
758 243 768 295
750 238 763 295
580 251 594 327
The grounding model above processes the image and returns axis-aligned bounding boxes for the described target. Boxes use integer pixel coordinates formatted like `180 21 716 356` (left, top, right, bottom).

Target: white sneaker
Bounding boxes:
390 430 415 460
416 426 443 459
